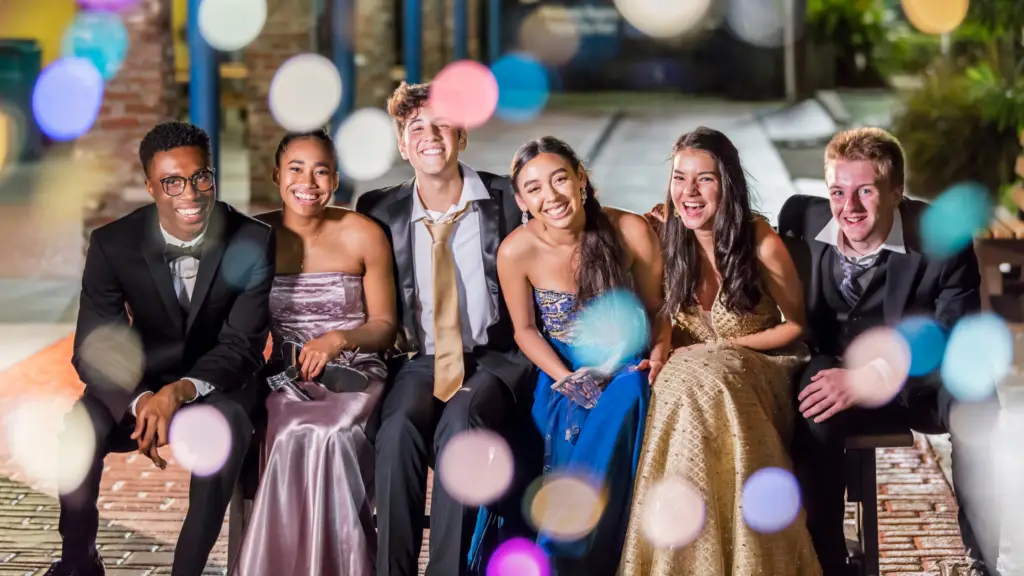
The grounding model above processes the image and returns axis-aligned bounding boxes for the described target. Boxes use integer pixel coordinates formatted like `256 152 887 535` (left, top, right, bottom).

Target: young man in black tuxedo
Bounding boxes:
783 128 1001 576
48 122 275 576
356 82 535 576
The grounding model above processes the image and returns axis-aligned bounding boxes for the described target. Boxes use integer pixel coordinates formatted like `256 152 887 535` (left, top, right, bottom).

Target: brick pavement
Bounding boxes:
0 336 975 575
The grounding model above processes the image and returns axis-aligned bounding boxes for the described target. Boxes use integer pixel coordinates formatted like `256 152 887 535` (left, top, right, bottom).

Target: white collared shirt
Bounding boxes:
815 208 906 290
129 226 214 417
411 163 496 354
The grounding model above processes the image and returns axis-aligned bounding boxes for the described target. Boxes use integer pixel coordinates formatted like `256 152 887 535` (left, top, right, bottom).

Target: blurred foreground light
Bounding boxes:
429 60 498 130
518 6 581 67
199 0 267 52
920 181 992 260
725 0 790 48
843 327 911 408
437 429 514 506
574 289 650 373
492 54 549 123
741 467 801 533
169 404 233 477
32 58 103 141
613 0 712 39
61 11 129 80
487 537 550 576
78 325 144 393
640 476 705 548
895 316 947 377
220 238 272 290
335 108 397 181
529 473 604 541
4 399 95 495
268 54 341 132
941 313 1013 402
902 0 970 35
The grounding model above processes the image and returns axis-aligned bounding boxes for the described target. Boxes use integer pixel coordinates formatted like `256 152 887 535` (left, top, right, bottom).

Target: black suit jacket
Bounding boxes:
777 194 981 357
355 170 533 400
73 201 276 420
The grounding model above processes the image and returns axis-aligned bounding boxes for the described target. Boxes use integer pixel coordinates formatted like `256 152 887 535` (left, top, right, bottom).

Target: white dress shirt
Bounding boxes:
411 163 497 355
813 208 906 386
129 226 214 417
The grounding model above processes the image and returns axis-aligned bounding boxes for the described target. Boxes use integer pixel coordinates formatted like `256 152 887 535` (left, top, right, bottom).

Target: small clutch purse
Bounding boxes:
551 369 606 410
266 335 370 400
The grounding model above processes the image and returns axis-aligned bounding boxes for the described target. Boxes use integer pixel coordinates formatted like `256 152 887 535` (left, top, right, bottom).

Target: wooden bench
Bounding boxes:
975 180 1024 323
844 429 915 576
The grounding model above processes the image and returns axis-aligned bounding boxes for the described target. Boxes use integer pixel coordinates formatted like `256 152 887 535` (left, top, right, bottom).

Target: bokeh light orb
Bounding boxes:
492 54 550 123
428 60 498 129
220 238 272 290
169 405 233 477
4 399 95 494
486 537 550 576
843 326 911 407
437 429 514 506
902 0 970 35
199 0 267 52
268 53 342 132
741 467 801 533
895 316 948 377
640 476 705 548
335 107 397 181
518 6 581 67
574 289 650 372
613 0 712 39
529 473 605 541
61 11 129 80
726 0 790 48
78 324 145 392
920 181 993 260
32 57 104 141
941 313 1013 402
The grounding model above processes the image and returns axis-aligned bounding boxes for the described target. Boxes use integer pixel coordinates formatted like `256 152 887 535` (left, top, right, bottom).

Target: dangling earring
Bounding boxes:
521 211 529 227
580 187 588 204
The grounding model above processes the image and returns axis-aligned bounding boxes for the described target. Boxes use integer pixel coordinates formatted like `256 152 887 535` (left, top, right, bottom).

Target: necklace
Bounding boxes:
299 226 323 272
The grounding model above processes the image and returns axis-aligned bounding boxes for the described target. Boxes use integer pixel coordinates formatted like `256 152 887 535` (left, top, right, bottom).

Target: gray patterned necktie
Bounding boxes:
835 246 887 307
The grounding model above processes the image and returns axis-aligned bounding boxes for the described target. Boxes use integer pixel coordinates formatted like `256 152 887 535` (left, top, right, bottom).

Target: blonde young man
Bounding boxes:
786 128 1000 576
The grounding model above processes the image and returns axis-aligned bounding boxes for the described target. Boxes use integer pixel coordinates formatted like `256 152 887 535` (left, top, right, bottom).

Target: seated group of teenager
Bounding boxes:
47 80 1002 576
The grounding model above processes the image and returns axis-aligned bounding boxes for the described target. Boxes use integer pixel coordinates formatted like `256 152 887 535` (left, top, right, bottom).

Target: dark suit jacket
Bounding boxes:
355 170 533 401
777 194 981 357
73 201 276 420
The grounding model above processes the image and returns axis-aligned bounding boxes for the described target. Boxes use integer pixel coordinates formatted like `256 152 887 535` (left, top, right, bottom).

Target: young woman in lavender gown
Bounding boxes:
232 129 397 576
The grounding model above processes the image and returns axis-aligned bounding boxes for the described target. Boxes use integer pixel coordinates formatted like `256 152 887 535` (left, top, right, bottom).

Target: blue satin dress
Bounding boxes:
528 288 650 575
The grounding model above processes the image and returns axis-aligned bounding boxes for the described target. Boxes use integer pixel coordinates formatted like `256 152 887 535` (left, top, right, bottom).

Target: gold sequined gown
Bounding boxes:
619 291 821 576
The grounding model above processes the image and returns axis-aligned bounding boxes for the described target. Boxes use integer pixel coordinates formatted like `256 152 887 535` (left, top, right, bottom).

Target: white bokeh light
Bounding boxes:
77 324 145 392
4 398 95 494
529 473 605 541
169 404 233 477
613 0 712 39
268 54 342 132
198 0 267 52
843 327 911 408
437 429 514 506
640 476 705 548
518 6 582 67
335 108 397 181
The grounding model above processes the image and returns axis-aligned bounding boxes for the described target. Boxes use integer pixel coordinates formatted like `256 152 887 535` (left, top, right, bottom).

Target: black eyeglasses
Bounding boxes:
160 168 216 197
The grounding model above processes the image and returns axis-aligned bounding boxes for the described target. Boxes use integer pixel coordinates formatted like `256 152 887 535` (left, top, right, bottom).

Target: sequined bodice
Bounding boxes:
534 288 578 344
674 290 784 345
269 272 376 366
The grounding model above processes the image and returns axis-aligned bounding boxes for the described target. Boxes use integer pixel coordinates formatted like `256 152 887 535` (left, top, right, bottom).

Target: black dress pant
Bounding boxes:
375 354 516 576
58 391 253 576
792 354 1001 574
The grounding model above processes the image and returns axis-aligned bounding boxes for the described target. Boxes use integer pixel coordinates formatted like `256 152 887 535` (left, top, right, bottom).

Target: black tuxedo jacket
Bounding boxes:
355 170 533 400
73 201 276 420
777 194 981 357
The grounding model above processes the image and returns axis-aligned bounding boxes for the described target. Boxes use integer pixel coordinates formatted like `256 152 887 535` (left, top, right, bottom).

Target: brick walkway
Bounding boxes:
0 337 973 575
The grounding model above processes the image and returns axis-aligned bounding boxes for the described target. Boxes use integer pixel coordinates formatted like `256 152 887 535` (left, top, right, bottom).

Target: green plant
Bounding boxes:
891 66 1019 200
806 0 887 83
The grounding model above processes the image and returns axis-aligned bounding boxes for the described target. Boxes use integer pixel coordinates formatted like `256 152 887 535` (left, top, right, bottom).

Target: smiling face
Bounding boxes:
145 145 215 240
825 158 901 253
274 137 338 217
514 152 587 231
397 103 466 177
669 148 721 232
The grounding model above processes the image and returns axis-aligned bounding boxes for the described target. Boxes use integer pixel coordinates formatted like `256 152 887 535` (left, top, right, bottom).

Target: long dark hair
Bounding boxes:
510 136 631 305
661 126 763 316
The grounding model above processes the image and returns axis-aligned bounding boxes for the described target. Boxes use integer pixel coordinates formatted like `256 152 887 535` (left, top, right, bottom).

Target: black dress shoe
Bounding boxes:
43 552 105 576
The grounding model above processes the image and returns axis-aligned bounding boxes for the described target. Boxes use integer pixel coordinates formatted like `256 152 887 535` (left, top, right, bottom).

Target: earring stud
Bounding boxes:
521 211 529 227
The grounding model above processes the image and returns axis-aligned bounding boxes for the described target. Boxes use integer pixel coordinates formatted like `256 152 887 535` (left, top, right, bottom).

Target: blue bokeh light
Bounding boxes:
491 53 550 123
574 289 650 373
61 11 129 80
895 316 947 377
741 467 801 534
941 312 1013 402
32 58 104 141
920 182 993 260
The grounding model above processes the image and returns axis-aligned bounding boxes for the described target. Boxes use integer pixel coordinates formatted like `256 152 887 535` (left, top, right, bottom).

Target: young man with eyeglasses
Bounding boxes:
48 122 275 576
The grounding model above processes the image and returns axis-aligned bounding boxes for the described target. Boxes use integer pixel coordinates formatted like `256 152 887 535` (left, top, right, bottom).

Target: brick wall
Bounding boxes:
77 0 177 235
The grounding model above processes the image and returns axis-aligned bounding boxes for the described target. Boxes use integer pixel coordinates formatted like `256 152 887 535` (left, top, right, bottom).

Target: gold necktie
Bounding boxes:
424 203 472 401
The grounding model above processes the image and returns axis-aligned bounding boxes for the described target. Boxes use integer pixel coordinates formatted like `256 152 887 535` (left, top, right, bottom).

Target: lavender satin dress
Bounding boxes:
233 272 385 576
